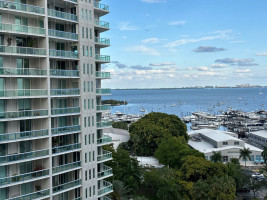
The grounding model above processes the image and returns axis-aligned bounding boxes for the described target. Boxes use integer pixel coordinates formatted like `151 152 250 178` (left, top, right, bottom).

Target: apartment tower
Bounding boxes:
0 0 113 199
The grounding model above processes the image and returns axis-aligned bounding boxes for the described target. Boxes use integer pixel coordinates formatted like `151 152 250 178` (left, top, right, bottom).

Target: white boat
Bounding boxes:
140 108 146 112
171 104 176 107
259 87 263 95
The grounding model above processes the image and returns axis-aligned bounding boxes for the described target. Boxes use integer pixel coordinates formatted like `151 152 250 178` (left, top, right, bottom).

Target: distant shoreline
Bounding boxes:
112 86 266 90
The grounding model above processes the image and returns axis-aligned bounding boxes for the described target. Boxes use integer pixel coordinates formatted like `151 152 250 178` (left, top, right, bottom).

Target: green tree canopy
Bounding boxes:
154 137 204 169
129 112 188 156
262 146 267 164
239 147 252 167
210 151 223 163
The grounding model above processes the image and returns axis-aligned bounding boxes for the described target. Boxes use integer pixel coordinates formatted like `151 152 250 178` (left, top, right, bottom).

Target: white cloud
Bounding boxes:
119 22 139 31
210 64 228 68
168 21 186 26
150 62 176 66
126 45 160 56
141 0 166 3
142 38 160 44
234 69 251 73
256 53 267 56
196 66 209 71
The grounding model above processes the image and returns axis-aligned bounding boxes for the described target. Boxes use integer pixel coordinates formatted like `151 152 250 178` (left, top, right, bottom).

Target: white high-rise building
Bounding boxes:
0 0 113 199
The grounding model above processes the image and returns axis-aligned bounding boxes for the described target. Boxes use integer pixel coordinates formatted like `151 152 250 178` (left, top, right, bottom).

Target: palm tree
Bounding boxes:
239 148 252 167
111 180 132 200
261 146 267 164
191 179 209 200
210 151 223 163
156 183 182 200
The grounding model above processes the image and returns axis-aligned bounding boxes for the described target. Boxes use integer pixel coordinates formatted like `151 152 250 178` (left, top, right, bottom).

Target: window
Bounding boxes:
223 142 228 145
92 134 94 143
81 9 84 19
90 28 92 39
93 185 95 195
90 46 93 57
85 135 87 145
87 81 90 92
88 99 90 109
85 189 87 198
89 170 91 179
86 28 88 38
86 46 89 57
88 117 90 127
89 152 91 162
82 27 84 38
84 117 86 127
83 46 85 56
91 81 93 92
91 100 94 109
89 10 92 21
88 134 91 144
91 64 93 74
83 63 85 74
83 81 86 92
84 99 86 110
93 151 95 161
85 10 88 21
92 116 94 126
89 187 91 197
250 155 254 161
256 155 262 161
85 153 87 163
234 142 239 145
222 156 228 162
93 168 95 179
87 64 89 74
85 170 88 181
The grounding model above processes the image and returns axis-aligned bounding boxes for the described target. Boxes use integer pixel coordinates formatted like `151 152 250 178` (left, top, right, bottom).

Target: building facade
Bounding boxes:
0 0 113 199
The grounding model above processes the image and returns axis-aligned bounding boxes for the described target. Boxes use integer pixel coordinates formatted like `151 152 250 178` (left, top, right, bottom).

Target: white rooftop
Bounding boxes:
188 129 243 143
250 130 267 139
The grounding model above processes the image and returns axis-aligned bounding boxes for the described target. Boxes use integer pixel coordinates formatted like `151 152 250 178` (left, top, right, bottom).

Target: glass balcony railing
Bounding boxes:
48 9 77 22
64 0 77 3
0 169 49 186
96 88 111 95
103 197 112 200
49 49 78 59
49 29 78 40
0 109 48 120
0 23 45 35
0 45 46 56
97 120 112 129
94 2 109 11
97 165 112 179
95 37 110 46
51 107 80 115
97 135 112 145
98 181 113 196
9 189 50 200
95 54 110 62
0 67 47 76
0 149 49 164
94 19 109 29
0 129 48 142
52 161 81 174
50 69 79 77
52 143 81 154
50 89 80 96
53 179 81 193
51 125 81 135
95 71 111 79
0 0 45 15
97 105 111 112
97 150 112 162
0 89 47 97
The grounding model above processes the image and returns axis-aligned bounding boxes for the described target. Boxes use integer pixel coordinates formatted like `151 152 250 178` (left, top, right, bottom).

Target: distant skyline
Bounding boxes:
101 0 267 89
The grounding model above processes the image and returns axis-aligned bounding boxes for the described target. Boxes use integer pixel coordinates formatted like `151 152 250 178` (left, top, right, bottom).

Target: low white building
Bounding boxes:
188 129 263 166
248 130 267 149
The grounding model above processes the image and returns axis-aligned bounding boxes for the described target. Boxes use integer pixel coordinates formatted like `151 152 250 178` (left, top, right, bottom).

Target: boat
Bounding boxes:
259 87 263 95
171 104 176 107
140 108 147 112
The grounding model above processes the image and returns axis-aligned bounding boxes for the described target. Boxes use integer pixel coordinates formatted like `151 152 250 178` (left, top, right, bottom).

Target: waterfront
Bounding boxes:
103 88 266 117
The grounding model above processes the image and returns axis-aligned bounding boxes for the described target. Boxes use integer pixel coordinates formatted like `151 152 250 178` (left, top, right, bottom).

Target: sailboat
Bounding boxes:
259 87 263 95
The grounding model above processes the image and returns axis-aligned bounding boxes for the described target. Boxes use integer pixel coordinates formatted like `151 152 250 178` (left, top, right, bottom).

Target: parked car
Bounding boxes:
252 173 264 179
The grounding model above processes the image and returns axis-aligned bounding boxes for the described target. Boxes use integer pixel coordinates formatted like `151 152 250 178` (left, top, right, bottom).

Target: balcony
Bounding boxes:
96 105 111 112
0 89 47 98
96 88 111 95
95 54 110 63
0 149 49 165
51 125 81 136
96 71 111 79
0 109 48 121
50 69 79 77
52 143 81 155
49 49 78 59
97 135 112 146
50 89 80 96
0 1 45 15
53 179 81 194
0 169 49 187
0 45 46 56
95 37 110 47
97 120 112 129
98 180 113 197
9 189 50 200
94 19 109 32
98 165 113 179
51 107 80 116
0 23 45 35
0 67 47 76
94 2 109 13
97 150 112 163
49 29 78 41
0 129 48 143
48 8 77 22
52 161 81 174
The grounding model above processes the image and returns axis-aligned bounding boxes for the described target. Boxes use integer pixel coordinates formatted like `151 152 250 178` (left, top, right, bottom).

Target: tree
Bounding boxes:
154 137 204 169
261 146 267 164
248 178 267 198
156 182 182 200
210 151 223 163
112 121 128 130
239 148 252 167
191 179 209 200
111 180 132 200
129 112 188 156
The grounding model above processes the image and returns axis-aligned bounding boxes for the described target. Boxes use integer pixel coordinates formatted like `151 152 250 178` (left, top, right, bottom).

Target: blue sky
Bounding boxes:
100 0 267 89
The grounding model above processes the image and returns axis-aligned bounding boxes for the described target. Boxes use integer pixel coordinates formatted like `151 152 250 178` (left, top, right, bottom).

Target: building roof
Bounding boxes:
188 129 243 143
250 130 267 139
